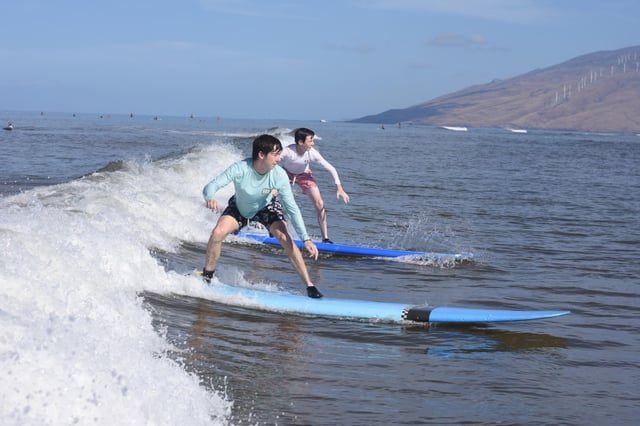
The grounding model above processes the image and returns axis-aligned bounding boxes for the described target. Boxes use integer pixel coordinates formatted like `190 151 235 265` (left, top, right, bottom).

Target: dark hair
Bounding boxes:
294 127 315 144
252 134 282 160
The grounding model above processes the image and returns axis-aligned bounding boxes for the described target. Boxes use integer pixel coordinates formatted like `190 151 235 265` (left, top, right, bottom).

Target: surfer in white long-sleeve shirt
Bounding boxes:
280 128 350 243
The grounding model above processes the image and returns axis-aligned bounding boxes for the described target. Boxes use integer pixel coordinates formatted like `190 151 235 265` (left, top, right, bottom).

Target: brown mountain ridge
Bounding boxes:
352 46 640 133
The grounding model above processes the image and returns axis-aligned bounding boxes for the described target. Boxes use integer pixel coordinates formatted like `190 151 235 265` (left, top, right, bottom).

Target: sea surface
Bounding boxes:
1 111 638 425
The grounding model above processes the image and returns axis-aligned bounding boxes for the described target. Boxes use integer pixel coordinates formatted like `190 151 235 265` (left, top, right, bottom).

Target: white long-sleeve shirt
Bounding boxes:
279 144 341 184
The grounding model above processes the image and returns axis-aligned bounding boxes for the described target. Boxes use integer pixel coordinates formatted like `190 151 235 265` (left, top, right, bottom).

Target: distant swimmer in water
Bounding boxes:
3 121 13 131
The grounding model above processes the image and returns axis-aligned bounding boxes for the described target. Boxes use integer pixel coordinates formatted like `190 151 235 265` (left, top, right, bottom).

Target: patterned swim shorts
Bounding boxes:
222 195 286 230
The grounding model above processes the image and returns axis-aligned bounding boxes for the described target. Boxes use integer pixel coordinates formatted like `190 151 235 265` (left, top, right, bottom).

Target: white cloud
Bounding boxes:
429 33 487 48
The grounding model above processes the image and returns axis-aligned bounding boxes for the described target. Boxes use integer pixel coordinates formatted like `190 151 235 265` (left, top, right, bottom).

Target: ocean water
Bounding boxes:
1 111 638 425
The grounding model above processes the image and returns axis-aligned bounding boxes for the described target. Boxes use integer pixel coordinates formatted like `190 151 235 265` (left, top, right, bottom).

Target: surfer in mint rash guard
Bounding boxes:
202 134 323 299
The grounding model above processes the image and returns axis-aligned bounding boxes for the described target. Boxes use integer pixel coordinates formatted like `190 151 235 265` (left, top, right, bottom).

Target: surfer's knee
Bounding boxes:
209 228 227 243
274 231 293 248
316 206 326 221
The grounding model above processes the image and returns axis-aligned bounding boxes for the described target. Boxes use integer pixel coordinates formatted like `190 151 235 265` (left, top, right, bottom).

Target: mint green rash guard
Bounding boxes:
203 158 310 241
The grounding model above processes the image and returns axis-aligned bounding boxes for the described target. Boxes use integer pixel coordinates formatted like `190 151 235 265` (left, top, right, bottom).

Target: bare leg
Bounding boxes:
307 187 328 240
269 221 315 288
204 215 240 272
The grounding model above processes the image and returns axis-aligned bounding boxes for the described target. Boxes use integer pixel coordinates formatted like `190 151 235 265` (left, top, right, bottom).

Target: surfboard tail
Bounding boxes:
403 306 572 323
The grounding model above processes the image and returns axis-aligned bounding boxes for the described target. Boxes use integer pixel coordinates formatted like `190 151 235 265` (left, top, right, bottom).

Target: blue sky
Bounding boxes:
1 0 638 120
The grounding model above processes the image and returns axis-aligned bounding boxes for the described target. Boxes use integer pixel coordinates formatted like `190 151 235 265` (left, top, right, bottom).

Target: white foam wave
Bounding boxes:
0 142 244 425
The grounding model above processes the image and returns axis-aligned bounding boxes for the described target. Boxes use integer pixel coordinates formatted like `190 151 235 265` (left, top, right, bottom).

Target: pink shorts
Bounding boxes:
286 170 317 193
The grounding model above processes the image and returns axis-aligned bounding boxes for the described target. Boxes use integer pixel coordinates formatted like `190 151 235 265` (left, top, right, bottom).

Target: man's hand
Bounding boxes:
304 239 319 261
205 199 219 211
336 184 350 204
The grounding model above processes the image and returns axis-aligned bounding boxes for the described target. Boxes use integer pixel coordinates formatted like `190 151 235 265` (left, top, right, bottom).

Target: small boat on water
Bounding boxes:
3 122 13 131
506 127 527 134
441 125 468 132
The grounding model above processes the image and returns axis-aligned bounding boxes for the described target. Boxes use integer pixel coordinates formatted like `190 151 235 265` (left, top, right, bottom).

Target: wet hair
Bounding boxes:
252 134 282 160
294 127 315 144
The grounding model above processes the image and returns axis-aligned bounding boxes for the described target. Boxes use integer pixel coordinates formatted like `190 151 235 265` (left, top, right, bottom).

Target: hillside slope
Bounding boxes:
352 46 640 133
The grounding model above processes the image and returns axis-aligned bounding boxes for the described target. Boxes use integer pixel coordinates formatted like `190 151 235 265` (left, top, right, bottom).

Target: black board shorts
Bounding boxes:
223 195 286 230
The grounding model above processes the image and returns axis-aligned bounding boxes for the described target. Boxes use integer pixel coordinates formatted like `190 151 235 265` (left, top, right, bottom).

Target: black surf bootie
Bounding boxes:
306 286 323 299
202 268 215 283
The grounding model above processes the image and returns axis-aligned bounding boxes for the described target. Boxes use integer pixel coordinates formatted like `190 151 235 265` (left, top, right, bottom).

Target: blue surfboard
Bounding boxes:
204 280 570 324
236 231 474 261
